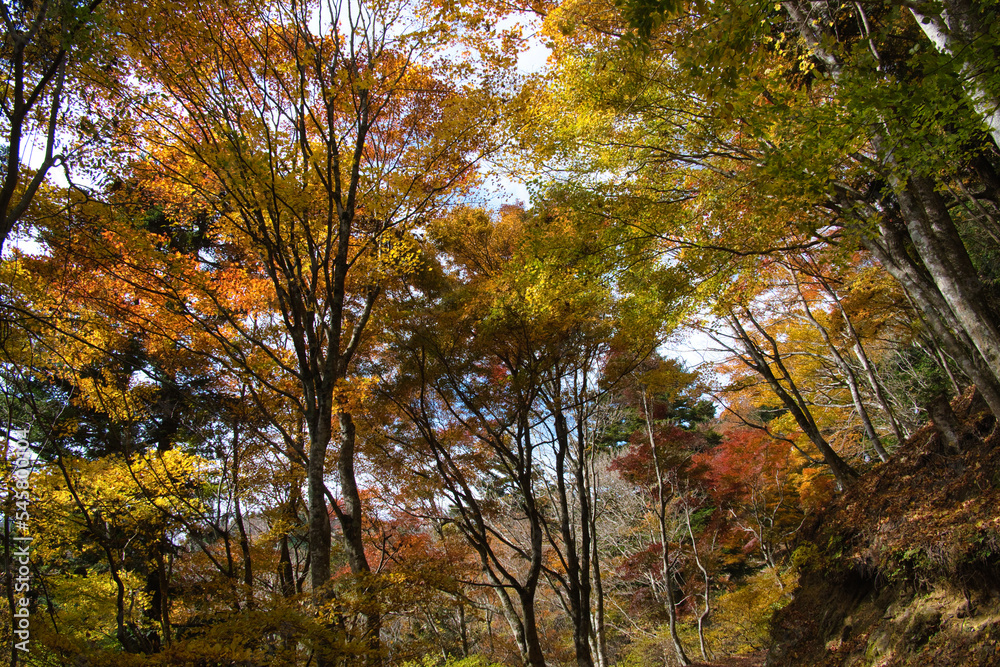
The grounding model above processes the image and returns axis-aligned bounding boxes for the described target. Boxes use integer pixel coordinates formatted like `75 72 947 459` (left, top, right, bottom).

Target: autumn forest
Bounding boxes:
2 0 1000 665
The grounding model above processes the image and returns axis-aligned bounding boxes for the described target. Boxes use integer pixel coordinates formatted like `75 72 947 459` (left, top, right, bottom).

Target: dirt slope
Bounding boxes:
766 389 1000 667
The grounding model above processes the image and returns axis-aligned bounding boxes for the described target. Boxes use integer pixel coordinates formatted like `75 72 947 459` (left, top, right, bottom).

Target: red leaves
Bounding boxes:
693 427 788 505
611 424 701 489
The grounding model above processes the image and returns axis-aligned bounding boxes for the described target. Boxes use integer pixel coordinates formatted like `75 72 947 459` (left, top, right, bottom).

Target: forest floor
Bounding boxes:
690 655 765 667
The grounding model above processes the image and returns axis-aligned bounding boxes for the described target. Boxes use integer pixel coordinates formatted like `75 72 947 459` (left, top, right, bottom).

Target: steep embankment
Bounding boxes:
767 389 1000 667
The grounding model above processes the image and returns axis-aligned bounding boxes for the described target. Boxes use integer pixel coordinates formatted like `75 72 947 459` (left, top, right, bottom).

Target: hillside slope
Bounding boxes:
766 389 1000 667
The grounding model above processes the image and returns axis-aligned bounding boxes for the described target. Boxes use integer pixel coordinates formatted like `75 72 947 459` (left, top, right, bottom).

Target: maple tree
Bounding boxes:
695 426 830 575
606 356 717 666
82 0 521 658
376 200 674 667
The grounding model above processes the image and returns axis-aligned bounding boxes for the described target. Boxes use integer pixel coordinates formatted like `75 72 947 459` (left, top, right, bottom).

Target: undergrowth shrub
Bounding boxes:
402 656 505 667
702 569 796 656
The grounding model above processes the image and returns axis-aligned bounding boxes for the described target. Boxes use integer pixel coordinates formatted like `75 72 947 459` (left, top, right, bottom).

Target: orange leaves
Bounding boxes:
133 149 223 224
207 265 276 315
332 376 379 412
694 427 794 504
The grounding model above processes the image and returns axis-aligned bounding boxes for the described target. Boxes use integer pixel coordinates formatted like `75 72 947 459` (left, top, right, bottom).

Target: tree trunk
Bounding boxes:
928 393 963 452
897 176 1000 380
683 501 711 661
231 424 254 609
791 269 890 461
786 0 1000 424
307 410 333 598
553 409 596 667
487 567 530 664
459 604 470 658
334 412 380 663
520 591 548 667
587 447 609 667
644 392 691 667
520 418 547 667
156 536 172 646
729 312 859 489
909 1 1000 146
861 217 1000 420
306 408 339 667
820 275 910 446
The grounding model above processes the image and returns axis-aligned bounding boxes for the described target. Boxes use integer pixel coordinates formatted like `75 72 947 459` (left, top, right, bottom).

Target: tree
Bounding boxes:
608 357 717 667
378 202 672 667
0 0 117 254
901 0 1000 146
711 307 860 490
791 254 912 449
107 0 516 658
694 425 830 578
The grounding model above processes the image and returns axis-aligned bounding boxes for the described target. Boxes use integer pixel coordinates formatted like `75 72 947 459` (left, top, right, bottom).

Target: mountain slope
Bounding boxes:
767 389 1000 667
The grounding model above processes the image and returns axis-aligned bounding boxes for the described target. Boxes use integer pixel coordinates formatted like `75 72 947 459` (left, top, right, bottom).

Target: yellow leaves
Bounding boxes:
522 266 558 316
75 367 147 423
0 255 30 287
332 376 378 412
46 571 153 642
33 448 210 566
135 147 222 222
797 51 818 74
795 464 835 512
372 231 425 281
703 568 796 655
59 449 205 510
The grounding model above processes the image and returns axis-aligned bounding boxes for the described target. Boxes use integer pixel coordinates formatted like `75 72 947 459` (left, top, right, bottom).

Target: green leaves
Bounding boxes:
615 0 684 43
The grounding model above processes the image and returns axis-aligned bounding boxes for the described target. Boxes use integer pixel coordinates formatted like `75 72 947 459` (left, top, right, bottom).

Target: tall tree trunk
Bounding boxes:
486 567 530 664
307 410 333 598
791 268 890 461
589 528 608 667
279 478 301 598
861 218 1000 419
231 424 254 609
520 591 547 667
897 176 1000 380
333 412 380 663
786 0 1000 423
306 407 338 667
586 443 609 667
908 0 1000 145
728 312 859 489
156 536 172 646
520 418 547 667
573 435 595 667
553 409 596 667
459 604 470 658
